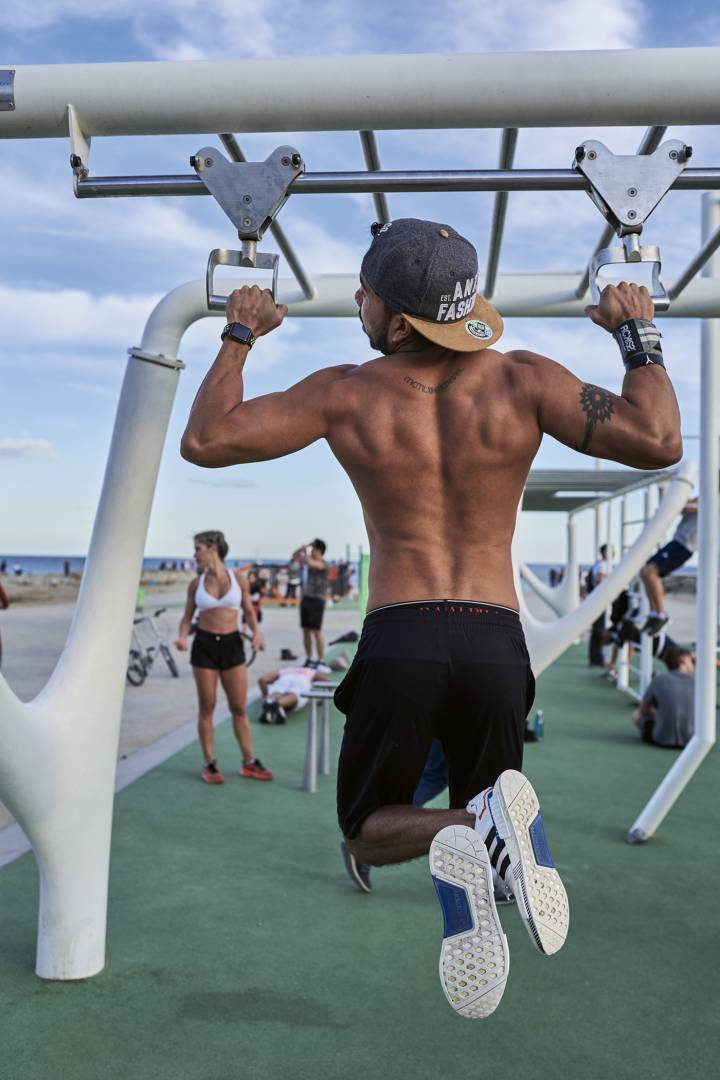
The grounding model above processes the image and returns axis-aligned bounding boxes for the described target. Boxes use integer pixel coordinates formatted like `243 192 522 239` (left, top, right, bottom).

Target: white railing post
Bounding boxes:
627 193 719 842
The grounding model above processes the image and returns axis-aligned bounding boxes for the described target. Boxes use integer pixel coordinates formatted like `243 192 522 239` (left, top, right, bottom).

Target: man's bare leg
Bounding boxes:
640 562 665 613
347 805 474 866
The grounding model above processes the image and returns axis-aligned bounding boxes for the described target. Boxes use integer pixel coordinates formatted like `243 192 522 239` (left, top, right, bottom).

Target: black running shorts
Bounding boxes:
300 595 326 630
334 601 535 840
190 628 246 671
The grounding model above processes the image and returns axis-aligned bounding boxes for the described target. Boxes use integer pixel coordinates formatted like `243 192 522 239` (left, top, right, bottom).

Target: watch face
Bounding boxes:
229 323 253 344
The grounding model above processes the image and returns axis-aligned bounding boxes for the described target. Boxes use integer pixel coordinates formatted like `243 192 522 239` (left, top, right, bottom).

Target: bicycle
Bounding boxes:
127 607 180 686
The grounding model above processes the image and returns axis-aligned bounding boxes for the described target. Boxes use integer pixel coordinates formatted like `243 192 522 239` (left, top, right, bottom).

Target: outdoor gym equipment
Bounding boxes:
1 48 718 982
191 144 304 309
574 139 692 310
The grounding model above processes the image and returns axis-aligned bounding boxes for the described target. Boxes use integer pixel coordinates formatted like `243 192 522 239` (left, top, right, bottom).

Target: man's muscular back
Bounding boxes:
182 281 682 611
326 347 540 609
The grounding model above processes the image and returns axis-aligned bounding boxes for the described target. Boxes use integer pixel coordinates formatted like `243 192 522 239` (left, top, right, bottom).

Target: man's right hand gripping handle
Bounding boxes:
585 281 654 332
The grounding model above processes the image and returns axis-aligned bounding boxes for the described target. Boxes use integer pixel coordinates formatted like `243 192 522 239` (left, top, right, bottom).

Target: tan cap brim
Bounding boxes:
403 294 503 352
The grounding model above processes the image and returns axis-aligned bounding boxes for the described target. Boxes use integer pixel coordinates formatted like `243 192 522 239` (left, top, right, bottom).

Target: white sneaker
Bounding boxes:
467 770 569 956
429 825 509 1019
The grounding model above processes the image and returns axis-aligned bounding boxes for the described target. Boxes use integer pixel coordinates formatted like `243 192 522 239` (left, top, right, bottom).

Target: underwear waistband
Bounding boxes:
364 598 520 624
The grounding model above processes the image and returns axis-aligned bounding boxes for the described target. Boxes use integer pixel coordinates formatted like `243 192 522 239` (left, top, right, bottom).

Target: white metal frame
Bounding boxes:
0 48 718 977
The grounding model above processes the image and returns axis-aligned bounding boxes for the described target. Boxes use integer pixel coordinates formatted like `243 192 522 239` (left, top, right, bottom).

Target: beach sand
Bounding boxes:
0 569 196 606
0 587 698 836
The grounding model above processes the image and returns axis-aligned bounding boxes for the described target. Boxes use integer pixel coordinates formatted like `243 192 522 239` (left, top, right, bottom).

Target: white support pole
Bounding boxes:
0 283 208 979
627 193 719 843
0 353 182 979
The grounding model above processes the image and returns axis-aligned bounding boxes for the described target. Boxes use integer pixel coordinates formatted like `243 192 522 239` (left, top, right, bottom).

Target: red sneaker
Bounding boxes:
240 758 274 781
201 761 224 784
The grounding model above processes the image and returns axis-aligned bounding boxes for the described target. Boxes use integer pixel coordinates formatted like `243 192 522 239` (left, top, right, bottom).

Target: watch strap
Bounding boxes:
221 322 256 348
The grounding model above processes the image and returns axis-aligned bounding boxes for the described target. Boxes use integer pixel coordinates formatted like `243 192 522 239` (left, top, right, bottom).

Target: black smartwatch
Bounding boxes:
221 322 256 348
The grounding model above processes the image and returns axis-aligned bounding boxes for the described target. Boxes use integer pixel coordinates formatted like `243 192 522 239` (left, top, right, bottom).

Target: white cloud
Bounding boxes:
445 0 642 52
0 437 58 459
0 285 159 348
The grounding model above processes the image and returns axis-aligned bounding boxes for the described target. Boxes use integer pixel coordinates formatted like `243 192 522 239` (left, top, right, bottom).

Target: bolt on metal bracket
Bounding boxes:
191 144 304 310
575 139 692 310
68 104 92 181
0 70 15 112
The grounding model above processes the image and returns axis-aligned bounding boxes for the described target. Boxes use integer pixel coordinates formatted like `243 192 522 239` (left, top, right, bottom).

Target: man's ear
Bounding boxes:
388 313 414 349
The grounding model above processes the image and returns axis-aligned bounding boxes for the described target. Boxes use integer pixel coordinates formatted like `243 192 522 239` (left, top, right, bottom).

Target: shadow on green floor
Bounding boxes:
0 645 717 1080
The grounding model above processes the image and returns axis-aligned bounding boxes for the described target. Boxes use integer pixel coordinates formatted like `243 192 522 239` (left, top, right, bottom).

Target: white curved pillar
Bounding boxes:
516 461 696 678
0 286 203 978
520 515 579 617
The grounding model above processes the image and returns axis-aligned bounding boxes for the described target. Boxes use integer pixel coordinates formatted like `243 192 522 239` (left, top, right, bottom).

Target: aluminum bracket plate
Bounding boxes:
0 70 15 112
192 144 304 239
575 139 691 235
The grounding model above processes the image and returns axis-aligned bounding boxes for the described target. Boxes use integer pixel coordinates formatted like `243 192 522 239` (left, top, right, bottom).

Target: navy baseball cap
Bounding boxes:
360 218 503 352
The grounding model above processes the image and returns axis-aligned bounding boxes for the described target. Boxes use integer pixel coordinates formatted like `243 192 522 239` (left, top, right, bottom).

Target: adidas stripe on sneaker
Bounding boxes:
467 770 569 956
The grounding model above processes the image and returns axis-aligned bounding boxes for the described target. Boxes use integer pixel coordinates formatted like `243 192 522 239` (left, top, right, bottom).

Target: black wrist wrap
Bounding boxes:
613 319 665 372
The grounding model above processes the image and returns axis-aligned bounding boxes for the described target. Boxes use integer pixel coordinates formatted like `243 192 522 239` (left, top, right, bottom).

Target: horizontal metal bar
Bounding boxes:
5 50 720 139
219 133 315 300
576 125 667 298
668 220 720 299
75 167 720 200
359 130 390 224
485 128 518 299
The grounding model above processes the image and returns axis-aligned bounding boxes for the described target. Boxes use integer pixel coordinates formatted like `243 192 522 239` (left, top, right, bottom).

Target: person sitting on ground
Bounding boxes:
640 497 698 636
258 663 330 723
632 646 694 748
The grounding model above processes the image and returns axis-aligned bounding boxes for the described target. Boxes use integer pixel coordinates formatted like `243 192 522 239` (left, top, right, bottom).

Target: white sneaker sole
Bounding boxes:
489 770 569 956
429 825 509 1019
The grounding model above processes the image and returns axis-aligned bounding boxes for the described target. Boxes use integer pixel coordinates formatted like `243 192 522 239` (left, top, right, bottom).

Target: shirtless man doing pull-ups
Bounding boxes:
182 218 682 1018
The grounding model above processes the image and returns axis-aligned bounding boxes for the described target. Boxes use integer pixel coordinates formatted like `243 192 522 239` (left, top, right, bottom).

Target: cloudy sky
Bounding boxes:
0 0 717 563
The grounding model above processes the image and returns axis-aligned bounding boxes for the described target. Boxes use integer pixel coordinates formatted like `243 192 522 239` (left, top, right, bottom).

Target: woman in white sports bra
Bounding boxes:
175 530 271 784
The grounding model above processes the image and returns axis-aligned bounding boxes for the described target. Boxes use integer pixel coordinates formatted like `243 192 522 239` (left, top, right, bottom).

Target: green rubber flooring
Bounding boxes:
0 645 717 1080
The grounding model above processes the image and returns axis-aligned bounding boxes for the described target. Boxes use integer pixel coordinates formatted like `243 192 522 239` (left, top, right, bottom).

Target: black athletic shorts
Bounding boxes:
334 600 535 840
300 595 326 630
647 540 692 578
190 628 246 671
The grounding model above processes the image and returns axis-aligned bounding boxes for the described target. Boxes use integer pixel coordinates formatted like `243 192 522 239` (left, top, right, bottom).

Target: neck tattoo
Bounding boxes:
404 368 464 394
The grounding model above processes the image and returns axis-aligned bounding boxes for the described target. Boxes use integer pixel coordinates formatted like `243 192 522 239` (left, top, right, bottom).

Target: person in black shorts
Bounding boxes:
183 217 681 1017
335 600 532 841
175 531 272 784
640 498 697 635
294 539 328 665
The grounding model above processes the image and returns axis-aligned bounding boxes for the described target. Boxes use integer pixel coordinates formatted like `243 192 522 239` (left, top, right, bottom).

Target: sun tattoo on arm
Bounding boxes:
579 384 616 454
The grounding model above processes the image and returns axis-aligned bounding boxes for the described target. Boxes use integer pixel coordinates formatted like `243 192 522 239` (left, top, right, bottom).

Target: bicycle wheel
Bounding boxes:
126 652 147 686
160 643 180 678
242 631 257 668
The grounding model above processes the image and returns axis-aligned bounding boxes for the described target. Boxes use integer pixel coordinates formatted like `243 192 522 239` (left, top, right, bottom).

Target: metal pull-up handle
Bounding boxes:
191 144 304 309
575 139 692 310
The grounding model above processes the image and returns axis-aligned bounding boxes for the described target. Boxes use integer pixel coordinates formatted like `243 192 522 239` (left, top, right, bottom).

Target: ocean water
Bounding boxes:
0 556 696 584
0 554 356 576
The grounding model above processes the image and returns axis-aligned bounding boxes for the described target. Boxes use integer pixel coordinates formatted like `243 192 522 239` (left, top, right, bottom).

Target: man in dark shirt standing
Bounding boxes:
294 539 329 666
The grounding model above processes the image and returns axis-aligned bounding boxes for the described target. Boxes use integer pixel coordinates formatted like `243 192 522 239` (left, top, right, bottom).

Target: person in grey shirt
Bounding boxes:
633 646 694 748
293 539 329 665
